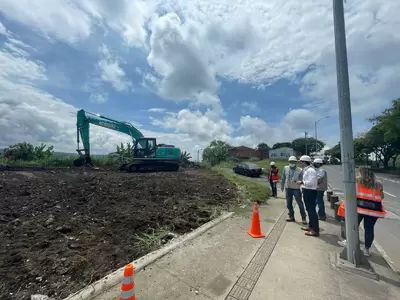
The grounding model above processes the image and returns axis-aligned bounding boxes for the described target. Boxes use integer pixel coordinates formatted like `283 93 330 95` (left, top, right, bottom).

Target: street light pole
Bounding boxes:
333 0 360 265
304 132 308 155
315 116 329 155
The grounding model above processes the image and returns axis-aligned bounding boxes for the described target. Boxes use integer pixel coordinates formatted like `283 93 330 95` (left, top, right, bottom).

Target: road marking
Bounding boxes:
377 176 400 184
360 223 400 274
384 191 397 198
329 182 400 273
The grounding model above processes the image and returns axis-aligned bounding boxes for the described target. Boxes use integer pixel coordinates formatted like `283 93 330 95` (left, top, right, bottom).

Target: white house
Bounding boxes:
269 147 296 159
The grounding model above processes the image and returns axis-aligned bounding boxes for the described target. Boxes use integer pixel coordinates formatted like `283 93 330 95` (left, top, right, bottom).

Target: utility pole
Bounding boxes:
333 0 360 265
315 116 329 156
304 132 308 155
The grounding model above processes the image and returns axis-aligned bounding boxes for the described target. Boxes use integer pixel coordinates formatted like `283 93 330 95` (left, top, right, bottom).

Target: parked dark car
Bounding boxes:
233 162 262 177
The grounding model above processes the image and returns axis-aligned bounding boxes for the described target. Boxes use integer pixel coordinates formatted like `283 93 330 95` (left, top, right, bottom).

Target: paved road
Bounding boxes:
324 165 400 272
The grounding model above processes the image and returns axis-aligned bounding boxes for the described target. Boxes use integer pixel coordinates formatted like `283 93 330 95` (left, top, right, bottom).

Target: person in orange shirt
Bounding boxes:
268 161 279 198
337 167 386 256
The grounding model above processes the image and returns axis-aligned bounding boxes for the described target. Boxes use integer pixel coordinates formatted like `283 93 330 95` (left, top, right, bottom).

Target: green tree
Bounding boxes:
256 142 270 152
325 142 341 160
180 151 192 163
272 142 292 149
3 142 53 161
256 142 270 159
202 140 231 166
364 124 399 169
368 98 400 168
113 142 134 164
291 137 325 155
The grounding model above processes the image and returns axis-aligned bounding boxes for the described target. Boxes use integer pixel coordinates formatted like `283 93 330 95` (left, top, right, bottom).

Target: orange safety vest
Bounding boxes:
268 168 279 183
337 183 386 218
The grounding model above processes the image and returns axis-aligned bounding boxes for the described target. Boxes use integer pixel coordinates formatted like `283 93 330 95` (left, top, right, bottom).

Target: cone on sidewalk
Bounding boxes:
248 202 265 238
119 263 136 300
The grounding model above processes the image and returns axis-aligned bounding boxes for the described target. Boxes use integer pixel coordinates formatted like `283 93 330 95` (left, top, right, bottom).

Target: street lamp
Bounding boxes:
314 116 329 155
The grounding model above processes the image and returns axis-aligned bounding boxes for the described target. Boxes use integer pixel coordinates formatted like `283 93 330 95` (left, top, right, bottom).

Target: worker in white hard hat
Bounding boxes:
280 156 307 224
313 158 328 221
268 161 279 198
297 155 319 237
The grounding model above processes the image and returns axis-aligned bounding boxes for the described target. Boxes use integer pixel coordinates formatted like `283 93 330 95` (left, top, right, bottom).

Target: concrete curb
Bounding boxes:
327 183 399 274
64 212 235 300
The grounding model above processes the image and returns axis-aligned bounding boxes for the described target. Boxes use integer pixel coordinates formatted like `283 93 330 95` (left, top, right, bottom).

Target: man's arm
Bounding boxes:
281 168 286 190
317 169 325 184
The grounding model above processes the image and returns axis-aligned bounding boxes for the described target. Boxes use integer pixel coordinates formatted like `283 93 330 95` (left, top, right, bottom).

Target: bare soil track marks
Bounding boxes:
0 168 236 300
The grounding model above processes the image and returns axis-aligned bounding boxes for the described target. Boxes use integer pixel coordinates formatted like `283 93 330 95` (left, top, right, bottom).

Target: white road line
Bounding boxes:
384 191 397 198
360 223 400 274
329 182 399 273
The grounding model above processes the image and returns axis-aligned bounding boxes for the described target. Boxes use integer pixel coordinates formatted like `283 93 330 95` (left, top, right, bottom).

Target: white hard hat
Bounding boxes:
299 155 312 162
270 161 276 166
314 158 323 164
288 156 297 162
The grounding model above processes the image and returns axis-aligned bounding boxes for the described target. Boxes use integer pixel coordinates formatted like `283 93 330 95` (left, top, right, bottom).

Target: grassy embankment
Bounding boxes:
213 158 287 205
0 155 115 167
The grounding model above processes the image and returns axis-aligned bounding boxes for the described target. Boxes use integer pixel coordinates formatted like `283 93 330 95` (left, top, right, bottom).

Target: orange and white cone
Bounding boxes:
248 202 265 238
119 263 136 300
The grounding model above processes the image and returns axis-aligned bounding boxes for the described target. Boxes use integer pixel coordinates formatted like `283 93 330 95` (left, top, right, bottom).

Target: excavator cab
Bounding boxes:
134 138 157 158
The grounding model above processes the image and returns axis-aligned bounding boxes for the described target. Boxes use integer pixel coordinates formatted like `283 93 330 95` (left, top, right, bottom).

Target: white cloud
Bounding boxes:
148 108 167 113
241 101 259 112
0 21 8 36
0 0 398 155
147 12 219 100
96 45 131 92
0 0 92 43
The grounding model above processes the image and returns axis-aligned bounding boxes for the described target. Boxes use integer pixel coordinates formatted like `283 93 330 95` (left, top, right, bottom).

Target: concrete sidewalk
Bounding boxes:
92 191 400 300
93 196 287 300
250 206 400 300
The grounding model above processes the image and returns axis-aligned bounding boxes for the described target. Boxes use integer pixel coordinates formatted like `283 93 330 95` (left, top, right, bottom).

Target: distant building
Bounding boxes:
228 146 260 159
269 147 296 159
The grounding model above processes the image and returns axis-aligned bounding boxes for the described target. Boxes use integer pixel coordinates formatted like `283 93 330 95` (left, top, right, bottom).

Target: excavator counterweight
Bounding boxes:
74 109 181 172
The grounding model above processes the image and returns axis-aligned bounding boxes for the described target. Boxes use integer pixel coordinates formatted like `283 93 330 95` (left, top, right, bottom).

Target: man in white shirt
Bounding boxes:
296 155 319 237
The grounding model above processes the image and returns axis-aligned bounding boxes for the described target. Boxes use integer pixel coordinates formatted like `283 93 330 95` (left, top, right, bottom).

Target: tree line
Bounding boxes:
202 137 326 166
325 98 400 169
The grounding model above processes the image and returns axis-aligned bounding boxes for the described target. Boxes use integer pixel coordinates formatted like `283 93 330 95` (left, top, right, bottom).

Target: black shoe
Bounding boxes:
286 217 295 222
319 215 327 221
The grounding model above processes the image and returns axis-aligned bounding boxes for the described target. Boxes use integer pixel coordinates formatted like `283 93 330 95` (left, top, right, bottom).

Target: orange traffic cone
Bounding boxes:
248 202 265 238
119 263 136 300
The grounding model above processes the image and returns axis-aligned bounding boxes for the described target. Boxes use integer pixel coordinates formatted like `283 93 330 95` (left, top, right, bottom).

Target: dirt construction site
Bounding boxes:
0 167 237 300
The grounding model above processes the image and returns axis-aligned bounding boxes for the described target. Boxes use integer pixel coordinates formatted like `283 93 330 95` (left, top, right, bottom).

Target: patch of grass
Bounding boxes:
255 159 287 171
213 168 270 206
134 227 171 254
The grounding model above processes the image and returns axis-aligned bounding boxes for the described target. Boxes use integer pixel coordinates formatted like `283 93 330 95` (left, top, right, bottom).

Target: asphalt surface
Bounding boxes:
324 165 400 272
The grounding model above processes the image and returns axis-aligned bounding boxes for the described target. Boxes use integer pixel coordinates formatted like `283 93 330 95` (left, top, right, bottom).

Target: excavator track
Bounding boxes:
120 161 180 173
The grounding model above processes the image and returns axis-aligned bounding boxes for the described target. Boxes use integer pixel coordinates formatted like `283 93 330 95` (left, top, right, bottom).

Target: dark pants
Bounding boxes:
316 190 326 218
286 188 306 219
269 180 277 197
358 214 378 248
303 188 319 233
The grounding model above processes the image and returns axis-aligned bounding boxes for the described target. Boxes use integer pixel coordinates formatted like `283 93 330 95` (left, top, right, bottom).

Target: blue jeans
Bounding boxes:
286 188 306 219
303 188 319 233
269 180 277 197
316 190 326 218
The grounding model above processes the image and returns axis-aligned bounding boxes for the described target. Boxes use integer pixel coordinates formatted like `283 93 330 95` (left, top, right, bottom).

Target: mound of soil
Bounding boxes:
0 168 236 300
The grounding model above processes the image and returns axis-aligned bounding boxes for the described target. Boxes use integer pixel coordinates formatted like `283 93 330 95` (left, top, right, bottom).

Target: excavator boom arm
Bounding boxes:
76 109 144 159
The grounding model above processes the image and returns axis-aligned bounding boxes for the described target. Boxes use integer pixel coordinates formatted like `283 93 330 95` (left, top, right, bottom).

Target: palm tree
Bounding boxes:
180 151 192 163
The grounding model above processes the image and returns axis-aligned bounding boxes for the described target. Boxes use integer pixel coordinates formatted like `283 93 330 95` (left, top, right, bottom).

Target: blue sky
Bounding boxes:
0 0 398 156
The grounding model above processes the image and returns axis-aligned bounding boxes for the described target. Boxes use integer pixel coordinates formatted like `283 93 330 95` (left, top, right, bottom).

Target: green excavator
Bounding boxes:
73 109 181 172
